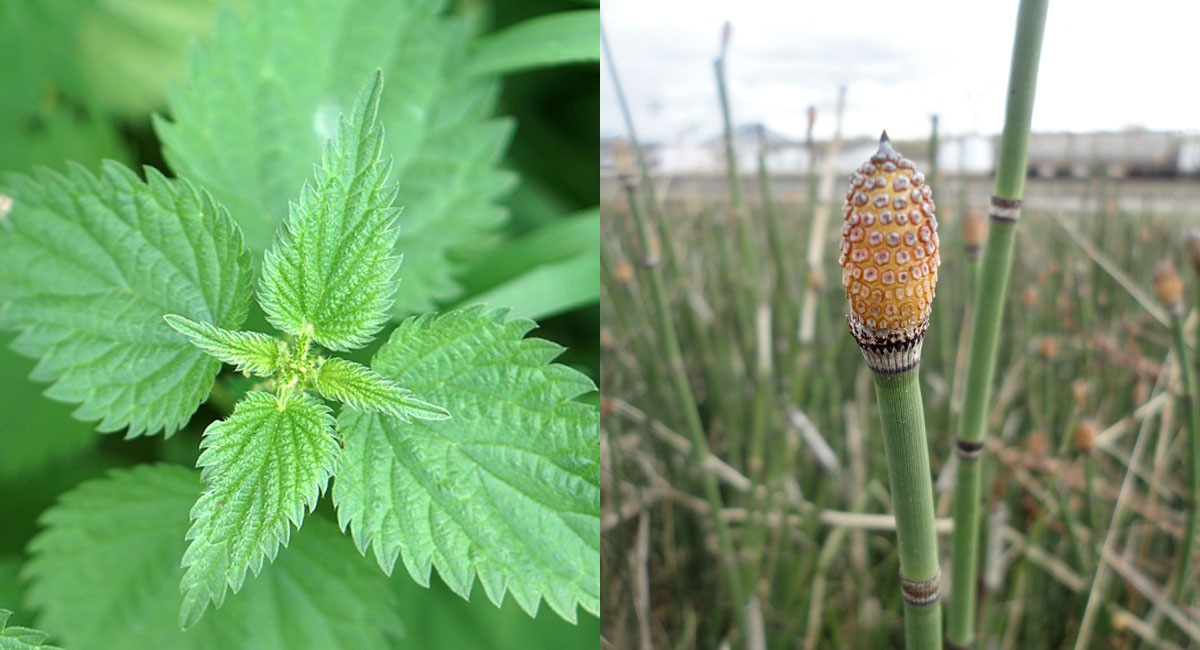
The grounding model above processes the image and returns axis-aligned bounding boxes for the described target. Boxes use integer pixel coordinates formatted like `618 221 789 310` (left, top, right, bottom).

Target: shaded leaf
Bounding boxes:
460 251 598 320
0 333 95 478
74 0 225 115
26 465 402 650
464 10 599 77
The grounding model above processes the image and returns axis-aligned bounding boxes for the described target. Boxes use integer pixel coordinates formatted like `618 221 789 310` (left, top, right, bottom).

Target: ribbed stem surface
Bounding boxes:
992 0 1048 202
947 0 1048 645
947 222 1016 644
873 367 942 650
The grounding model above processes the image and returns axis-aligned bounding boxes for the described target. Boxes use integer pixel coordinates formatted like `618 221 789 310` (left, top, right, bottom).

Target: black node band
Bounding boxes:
900 568 941 606
956 438 984 460
989 195 1022 223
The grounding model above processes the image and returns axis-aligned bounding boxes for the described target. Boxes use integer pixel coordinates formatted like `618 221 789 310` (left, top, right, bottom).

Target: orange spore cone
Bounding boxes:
839 133 940 352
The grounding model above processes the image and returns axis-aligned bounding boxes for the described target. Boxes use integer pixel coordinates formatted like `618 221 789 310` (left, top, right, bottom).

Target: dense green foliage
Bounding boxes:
0 0 598 647
155 0 517 315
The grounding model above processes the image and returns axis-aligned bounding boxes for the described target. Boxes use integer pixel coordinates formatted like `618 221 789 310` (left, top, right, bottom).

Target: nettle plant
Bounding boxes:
0 12 598 646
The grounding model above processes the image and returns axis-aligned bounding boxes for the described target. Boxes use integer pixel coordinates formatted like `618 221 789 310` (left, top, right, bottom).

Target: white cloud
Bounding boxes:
602 0 1200 143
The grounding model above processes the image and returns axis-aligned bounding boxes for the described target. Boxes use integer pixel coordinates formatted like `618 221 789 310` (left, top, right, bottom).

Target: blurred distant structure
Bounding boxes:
601 127 1200 179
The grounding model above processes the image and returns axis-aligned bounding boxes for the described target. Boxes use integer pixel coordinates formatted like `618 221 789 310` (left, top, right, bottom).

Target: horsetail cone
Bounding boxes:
841 134 945 645
1185 228 1200 274
1153 260 1184 316
840 131 941 372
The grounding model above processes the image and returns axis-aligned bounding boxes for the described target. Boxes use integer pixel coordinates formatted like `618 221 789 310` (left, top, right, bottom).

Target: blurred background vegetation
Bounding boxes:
601 20 1200 650
0 0 598 647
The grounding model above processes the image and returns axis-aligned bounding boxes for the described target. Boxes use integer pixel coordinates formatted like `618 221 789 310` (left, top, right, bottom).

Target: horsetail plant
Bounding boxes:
618 168 752 646
1182 230 1200 591
1154 260 1200 602
840 132 943 649
798 86 847 350
946 1 1049 646
714 21 761 366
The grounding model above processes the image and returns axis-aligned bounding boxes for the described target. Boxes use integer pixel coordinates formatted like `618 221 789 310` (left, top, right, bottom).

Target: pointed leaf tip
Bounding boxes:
161 314 285 377
257 71 400 351
178 599 204 630
359 69 384 120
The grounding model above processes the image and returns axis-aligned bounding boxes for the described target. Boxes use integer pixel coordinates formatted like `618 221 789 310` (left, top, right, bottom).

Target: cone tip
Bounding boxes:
875 130 898 158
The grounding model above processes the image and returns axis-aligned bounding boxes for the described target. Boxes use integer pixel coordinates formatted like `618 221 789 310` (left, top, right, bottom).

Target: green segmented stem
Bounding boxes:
600 25 657 211
1170 312 1200 601
946 0 1049 647
872 367 942 650
622 179 751 645
713 33 760 366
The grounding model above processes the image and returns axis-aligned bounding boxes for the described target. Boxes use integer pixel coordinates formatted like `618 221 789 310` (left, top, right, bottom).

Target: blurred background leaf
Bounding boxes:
390 573 602 649
73 0 227 116
465 9 599 77
0 334 96 480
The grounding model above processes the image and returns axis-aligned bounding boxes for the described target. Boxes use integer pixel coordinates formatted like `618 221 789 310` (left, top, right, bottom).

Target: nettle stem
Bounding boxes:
947 1 1048 646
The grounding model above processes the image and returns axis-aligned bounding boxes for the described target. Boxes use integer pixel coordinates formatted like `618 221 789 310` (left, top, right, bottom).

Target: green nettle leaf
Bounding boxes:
333 306 600 621
0 162 252 437
155 0 516 314
258 71 400 351
163 314 285 377
0 611 61 650
180 391 340 628
314 357 450 421
26 465 403 650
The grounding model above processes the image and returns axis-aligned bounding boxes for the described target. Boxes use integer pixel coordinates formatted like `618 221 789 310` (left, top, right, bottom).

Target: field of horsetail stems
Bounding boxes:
600 10 1200 650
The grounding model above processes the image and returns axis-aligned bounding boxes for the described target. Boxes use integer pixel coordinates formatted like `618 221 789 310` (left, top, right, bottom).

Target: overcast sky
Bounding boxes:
601 0 1200 145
